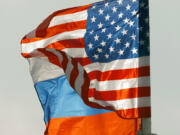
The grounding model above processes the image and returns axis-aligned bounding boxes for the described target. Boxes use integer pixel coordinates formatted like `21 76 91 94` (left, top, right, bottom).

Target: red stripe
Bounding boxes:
69 59 79 88
88 87 150 101
81 71 114 111
35 4 90 38
37 49 62 68
57 50 68 71
75 57 92 66
21 52 45 58
21 38 86 58
117 107 151 118
46 38 85 50
22 21 86 44
21 4 90 44
88 66 150 81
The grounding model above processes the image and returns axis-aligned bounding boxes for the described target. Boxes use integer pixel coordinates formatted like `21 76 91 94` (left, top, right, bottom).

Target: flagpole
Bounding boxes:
138 118 157 135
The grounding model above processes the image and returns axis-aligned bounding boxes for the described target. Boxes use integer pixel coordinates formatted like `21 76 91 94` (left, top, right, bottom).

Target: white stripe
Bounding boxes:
28 57 64 83
48 49 84 96
89 97 151 110
75 63 84 95
89 76 150 91
84 56 150 73
65 59 74 81
49 10 87 27
47 48 63 62
21 29 86 53
49 49 73 81
61 48 87 58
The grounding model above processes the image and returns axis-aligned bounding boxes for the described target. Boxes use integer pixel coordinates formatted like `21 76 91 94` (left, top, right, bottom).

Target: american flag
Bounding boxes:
21 0 151 118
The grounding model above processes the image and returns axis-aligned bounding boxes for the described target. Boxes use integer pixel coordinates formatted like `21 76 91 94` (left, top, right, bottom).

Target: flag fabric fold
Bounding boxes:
21 0 151 121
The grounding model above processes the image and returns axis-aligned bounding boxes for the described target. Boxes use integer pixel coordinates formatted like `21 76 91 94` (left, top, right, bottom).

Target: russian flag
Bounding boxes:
28 57 139 135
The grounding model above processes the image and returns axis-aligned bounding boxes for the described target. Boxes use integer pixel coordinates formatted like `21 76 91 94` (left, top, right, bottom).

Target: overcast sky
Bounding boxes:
0 0 180 135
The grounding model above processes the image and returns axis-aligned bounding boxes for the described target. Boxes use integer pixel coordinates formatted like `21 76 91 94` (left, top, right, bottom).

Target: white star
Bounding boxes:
118 0 123 5
101 28 106 33
105 54 109 59
91 16 96 23
115 38 121 44
94 34 99 41
129 21 134 27
140 40 145 45
131 34 136 40
122 29 128 35
89 30 94 35
112 7 117 13
99 9 104 15
126 4 131 10
93 54 99 59
105 14 110 21
98 22 103 29
131 48 138 54
131 10 137 16
97 48 102 53
109 46 114 52
136 14 139 18
123 18 129 24
105 2 109 7
101 41 106 46
125 42 130 48
88 43 93 49
92 6 96 9
118 49 124 55
132 0 137 2
111 20 115 25
115 25 121 31
107 33 112 39
118 12 123 18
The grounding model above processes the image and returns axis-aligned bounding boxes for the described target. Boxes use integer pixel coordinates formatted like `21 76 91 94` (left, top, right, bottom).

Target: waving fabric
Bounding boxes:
21 0 150 129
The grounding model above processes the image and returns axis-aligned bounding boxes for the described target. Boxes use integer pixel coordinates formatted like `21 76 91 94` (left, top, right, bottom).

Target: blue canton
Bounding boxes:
84 0 150 63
